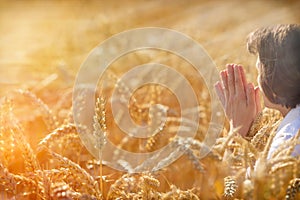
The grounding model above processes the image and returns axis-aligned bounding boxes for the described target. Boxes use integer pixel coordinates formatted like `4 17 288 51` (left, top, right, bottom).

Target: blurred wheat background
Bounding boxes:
0 0 300 199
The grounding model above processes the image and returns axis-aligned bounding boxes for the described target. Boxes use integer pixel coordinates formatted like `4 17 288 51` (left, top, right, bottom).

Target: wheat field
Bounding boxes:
0 0 300 199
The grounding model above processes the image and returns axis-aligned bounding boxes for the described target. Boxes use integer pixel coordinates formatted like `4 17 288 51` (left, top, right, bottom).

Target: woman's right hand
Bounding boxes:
214 64 262 137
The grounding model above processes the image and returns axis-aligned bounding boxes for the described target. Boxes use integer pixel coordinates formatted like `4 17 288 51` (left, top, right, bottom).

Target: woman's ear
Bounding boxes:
255 57 260 71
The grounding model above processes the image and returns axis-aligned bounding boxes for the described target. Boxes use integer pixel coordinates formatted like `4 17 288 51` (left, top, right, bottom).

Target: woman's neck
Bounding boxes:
278 106 291 117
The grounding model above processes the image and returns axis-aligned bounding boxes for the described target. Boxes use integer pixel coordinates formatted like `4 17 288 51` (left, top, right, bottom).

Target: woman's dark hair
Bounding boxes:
247 24 300 108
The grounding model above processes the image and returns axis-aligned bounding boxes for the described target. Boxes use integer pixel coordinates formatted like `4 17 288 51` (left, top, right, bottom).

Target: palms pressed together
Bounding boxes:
215 64 262 137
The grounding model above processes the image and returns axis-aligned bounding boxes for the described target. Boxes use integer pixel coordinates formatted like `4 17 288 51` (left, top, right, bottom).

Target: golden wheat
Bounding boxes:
223 176 237 199
16 89 58 131
46 149 102 198
286 178 300 200
1 88 299 199
38 123 77 151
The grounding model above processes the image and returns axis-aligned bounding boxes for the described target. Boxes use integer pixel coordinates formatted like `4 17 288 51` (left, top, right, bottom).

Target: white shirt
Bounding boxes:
268 105 300 159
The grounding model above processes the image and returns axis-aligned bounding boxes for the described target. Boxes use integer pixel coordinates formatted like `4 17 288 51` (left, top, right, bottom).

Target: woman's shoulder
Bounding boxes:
276 105 300 139
267 106 300 159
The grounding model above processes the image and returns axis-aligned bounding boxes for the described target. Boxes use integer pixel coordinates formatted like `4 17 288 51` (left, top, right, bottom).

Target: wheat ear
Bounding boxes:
37 123 77 151
261 120 281 160
47 149 102 199
93 96 108 195
16 89 57 131
0 163 41 197
285 178 300 200
7 106 40 172
223 176 237 199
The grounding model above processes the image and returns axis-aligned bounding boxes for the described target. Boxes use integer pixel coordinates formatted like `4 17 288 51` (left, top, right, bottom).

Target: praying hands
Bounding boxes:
214 64 262 137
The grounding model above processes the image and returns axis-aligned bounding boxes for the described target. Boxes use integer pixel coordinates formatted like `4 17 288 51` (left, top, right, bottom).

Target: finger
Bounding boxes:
246 83 255 108
238 65 248 92
214 81 225 106
220 70 229 99
254 86 262 113
227 64 235 97
234 65 246 99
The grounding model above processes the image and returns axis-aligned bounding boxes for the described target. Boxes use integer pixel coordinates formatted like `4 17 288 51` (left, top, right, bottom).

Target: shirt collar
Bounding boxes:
278 104 300 131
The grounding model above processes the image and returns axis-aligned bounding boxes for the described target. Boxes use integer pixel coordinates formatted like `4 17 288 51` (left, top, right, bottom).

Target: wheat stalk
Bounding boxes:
271 130 300 158
261 120 281 160
270 161 297 174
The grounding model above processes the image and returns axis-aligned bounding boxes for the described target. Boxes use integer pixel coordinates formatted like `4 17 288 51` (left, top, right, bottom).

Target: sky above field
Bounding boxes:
0 0 299 95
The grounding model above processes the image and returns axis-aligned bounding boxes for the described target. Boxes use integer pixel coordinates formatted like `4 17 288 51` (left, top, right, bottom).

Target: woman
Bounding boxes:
214 24 300 159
